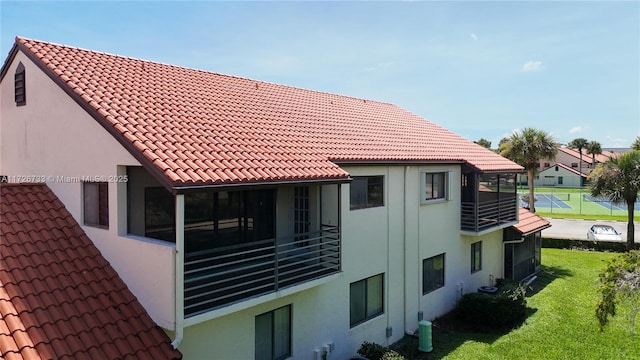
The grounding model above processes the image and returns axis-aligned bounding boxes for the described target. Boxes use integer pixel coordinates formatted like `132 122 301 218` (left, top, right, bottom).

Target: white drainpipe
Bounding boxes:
172 194 185 349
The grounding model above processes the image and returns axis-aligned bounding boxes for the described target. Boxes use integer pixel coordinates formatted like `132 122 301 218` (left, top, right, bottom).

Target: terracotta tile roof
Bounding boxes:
7 37 522 187
558 147 612 164
0 183 182 360
513 207 551 235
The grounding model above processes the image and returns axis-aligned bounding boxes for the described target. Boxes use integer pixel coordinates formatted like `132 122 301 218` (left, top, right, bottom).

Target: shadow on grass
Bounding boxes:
390 266 572 360
525 264 574 297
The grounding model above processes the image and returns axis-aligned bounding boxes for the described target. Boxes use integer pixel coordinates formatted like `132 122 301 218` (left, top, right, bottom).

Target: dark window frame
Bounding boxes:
423 253 445 294
423 172 448 202
471 241 482 273
350 176 384 210
83 182 109 228
350 273 384 327
255 305 291 360
15 62 26 106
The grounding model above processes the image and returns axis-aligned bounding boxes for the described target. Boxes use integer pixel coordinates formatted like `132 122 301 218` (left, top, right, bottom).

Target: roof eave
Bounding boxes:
14 39 177 194
0 40 20 82
517 223 552 236
173 176 351 193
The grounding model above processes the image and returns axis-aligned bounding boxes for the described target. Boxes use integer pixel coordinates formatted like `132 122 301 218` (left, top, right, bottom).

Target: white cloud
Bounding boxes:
569 126 583 134
522 60 544 72
470 33 478 40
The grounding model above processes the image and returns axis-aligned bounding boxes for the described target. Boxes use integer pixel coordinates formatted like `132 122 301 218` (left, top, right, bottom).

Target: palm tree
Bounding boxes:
586 140 603 170
500 128 558 213
590 150 640 250
568 138 589 185
632 137 640 151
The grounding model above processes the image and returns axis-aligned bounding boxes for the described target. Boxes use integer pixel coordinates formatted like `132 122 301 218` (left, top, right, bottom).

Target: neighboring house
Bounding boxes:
0 183 182 360
534 163 584 188
519 147 616 187
1 37 549 359
503 208 551 281
541 147 614 176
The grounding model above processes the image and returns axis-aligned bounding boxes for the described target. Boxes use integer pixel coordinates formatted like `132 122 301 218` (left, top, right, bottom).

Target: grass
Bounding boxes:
391 249 639 360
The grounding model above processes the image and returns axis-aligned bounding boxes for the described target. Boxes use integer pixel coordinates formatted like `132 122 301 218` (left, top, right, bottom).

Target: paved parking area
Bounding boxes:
542 218 639 241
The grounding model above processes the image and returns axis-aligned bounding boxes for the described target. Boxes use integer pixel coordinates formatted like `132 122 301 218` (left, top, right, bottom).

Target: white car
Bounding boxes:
587 225 623 241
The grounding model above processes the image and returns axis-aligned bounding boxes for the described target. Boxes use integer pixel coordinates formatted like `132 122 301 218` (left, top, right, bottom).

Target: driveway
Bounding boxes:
542 218 640 242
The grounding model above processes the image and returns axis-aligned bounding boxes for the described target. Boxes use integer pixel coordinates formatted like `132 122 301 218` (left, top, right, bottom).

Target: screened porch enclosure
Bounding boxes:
461 171 518 233
126 167 341 316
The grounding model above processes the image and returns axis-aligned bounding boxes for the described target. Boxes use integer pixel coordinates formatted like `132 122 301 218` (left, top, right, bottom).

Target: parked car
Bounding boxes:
587 225 623 241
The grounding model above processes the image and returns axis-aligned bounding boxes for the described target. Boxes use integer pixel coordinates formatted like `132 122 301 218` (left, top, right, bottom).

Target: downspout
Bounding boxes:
403 166 409 335
386 166 391 346
172 194 185 349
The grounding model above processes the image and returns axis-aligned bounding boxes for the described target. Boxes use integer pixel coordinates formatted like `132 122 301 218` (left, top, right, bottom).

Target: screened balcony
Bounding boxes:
461 171 518 233
126 167 342 317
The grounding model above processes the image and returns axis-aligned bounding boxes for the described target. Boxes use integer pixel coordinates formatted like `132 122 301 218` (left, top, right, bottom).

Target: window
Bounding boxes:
350 274 384 327
423 172 447 202
255 305 291 360
350 176 383 209
15 62 26 106
571 163 578 168
471 241 482 273
558 176 563 185
83 182 108 228
423 254 445 294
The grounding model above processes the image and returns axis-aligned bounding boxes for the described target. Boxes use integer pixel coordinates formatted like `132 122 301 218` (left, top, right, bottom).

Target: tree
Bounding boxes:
568 137 589 184
500 128 558 213
590 150 640 250
475 138 492 149
595 251 640 334
632 137 640 151
586 140 603 167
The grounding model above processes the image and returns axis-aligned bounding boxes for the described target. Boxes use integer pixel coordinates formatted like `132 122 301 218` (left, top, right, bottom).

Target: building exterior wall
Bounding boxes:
172 164 506 359
0 51 176 329
533 165 582 188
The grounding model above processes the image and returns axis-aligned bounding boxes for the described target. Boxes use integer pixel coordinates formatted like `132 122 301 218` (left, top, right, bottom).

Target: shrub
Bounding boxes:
454 281 527 328
380 350 405 360
357 341 388 360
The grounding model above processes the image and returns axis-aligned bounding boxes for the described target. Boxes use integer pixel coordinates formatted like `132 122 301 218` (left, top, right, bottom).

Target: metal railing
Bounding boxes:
461 195 518 233
183 225 340 317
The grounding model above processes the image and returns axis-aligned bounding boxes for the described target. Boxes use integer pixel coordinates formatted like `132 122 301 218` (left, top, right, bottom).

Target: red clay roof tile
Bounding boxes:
12 37 521 188
513 207 551 235
0 184 182 360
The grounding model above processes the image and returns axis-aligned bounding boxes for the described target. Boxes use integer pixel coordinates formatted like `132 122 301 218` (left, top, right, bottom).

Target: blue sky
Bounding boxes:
2 1 638 148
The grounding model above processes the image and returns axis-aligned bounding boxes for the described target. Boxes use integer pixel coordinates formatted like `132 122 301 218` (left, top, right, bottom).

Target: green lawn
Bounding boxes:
393 249 639 359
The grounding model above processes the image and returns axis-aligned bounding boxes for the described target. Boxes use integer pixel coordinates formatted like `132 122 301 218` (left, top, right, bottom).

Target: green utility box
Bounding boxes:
418 320 433 352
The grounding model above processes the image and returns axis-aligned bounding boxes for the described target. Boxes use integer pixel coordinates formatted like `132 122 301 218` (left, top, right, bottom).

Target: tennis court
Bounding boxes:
583 194 640 211
520 193 572 209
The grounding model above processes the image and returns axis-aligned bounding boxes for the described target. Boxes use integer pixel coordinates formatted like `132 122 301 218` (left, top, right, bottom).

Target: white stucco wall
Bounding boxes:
0 51 176 329
170 164 508 359
534 165 582 188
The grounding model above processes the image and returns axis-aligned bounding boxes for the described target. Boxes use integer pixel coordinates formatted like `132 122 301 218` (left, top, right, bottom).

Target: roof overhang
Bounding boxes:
173 177 351 194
